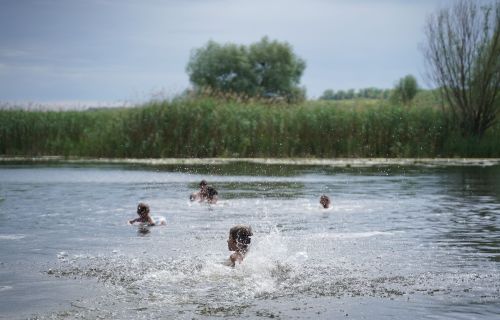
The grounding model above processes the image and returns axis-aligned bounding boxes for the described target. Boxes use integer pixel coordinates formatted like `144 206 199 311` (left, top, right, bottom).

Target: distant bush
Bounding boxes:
319 87 392 100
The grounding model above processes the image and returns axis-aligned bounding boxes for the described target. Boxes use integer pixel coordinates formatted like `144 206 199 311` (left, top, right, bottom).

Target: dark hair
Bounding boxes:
207 186 218 199
230 225 253 249
199 180 208 187
137 202 150 215
320 195 331 208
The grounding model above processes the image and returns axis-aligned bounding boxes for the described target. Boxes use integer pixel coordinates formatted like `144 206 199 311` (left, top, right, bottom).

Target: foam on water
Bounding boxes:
234 228 299 296
309 231 394 240
44 244 500 309
44 228 311 304
151 215 167 225
38 231 500 320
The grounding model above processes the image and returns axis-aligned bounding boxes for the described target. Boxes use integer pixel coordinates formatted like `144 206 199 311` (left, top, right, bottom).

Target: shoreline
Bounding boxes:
1 156 500 167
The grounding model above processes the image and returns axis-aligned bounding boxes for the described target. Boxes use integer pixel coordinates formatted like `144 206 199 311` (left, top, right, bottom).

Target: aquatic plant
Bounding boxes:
0 97 499 158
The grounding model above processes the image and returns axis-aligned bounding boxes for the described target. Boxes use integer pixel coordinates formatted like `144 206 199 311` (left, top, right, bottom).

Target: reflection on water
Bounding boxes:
220 181 305 199
137 226 151 236
433 167 500 262
0 163 499 319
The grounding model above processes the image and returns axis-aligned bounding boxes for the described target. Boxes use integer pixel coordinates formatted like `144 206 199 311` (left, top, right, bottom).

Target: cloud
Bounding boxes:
0 0 460 102
0 48 31 58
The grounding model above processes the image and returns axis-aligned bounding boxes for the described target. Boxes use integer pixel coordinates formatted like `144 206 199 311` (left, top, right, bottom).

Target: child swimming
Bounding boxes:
190 180 208 202
206 186 218 204
128 202 157 226
320 195 331 209
190 180 218 204
226 224 253 267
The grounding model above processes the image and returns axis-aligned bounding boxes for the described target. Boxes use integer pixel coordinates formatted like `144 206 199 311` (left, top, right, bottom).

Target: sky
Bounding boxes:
0 0 467 106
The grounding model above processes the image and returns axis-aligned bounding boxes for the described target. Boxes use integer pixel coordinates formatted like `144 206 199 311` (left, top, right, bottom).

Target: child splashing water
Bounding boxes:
190 180 208 202
190 180 219 204
128 202 165 226
226 225 253 267
223 226 307 296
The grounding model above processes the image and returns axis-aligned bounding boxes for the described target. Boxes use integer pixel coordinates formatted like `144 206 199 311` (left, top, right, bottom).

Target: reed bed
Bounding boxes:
1 98 499 158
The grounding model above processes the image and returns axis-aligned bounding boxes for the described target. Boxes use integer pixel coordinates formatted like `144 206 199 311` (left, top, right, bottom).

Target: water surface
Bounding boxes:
0 163 499 319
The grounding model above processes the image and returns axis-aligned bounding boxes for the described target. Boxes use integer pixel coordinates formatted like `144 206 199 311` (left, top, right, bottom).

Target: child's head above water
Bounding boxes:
129 202 157 226
137 202 150 217
199 180 208 189
320 195 331 209
227 224 253 267
228 224 253 253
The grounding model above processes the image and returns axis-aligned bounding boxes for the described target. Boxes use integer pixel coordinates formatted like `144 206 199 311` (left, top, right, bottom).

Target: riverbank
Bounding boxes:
1 156 500 167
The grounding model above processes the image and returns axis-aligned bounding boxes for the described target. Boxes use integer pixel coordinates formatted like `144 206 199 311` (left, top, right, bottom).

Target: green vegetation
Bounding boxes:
186 37 306 102
3 2 497 160
319 75 418 104
391 75 419 105
1 96 499 158
320 87 392 100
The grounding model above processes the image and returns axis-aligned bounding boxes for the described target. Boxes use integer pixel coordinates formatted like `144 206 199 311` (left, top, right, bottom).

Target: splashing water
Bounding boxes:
0 164 499 319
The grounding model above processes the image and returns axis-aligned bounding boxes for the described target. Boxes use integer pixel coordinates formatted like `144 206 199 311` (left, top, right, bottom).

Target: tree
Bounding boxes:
422 0 500 137
320 89 336 100
336 90 346 100
185 41 256 96
248 37 306 98
346 89 355 99
392 74 419 105
186 37 306 101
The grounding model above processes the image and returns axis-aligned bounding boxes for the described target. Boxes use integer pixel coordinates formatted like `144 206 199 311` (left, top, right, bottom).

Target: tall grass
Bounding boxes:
1 97 499 158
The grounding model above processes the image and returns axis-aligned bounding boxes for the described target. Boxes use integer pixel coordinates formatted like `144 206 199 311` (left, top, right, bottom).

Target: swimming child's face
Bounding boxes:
137 203 150 217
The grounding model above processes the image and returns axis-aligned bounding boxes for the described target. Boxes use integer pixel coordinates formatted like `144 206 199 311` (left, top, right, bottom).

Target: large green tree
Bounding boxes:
186 37 306 101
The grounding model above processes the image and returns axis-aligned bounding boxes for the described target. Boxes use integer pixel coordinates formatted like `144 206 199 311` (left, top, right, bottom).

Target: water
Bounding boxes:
0 162 499 319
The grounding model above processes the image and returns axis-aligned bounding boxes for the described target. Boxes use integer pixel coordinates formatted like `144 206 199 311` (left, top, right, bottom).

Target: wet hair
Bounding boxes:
229 225 253 251
199 180 208 187
207 186 218 200
320 195 331 208
137 202 150 216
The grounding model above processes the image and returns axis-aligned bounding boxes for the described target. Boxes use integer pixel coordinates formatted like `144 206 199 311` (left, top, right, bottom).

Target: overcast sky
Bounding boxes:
0 0 472 105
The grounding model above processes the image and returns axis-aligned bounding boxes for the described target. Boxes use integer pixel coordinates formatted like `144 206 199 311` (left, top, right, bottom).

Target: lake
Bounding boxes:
0 161 499 319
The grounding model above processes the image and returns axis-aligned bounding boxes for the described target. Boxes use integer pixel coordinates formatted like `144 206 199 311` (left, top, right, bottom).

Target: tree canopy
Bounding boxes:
186 37 306 101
